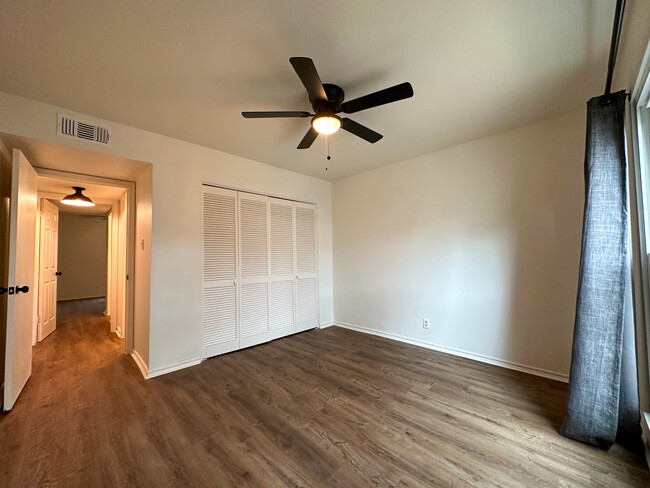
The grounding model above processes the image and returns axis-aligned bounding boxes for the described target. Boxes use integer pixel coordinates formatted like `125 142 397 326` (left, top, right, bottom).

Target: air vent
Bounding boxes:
57 113 112 146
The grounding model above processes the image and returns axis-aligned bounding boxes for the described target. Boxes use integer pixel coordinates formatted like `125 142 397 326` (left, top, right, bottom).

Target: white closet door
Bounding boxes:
238 192 272 348
269 198 295 339
295 202 319 331
202 186 239 358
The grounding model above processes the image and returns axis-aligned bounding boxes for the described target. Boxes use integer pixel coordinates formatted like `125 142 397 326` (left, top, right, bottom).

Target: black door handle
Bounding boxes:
15 286 29 294
0 287 8 295
55 272 62 276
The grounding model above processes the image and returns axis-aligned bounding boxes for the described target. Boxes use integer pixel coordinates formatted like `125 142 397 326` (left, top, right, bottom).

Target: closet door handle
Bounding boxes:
55 271 62 276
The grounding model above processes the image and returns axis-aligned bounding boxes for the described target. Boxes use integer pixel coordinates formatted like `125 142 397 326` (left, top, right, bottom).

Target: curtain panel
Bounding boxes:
560 90 641 450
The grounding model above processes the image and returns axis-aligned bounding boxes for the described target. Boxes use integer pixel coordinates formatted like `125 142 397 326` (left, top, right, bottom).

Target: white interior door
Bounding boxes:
238 192 271 348
202 186 239 357
116 193 127 337
37 198 59 341
269 198 296 339
4 149 38 411
295 202 319 332
106 210 113 330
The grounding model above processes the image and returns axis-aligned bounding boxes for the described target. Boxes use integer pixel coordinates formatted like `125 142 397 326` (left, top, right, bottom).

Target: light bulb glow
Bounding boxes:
312 116 341 135
61 198 95 207
61 187 95 207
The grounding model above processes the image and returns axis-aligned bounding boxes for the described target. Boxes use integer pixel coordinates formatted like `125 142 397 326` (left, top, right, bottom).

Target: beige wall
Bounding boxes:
332 109 586 380
57 213 107 301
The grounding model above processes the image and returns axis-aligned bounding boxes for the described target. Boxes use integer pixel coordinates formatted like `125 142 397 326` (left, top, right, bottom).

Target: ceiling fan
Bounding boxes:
242 57 414 149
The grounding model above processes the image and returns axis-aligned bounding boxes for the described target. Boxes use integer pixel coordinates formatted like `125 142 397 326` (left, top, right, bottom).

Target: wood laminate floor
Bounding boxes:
1 299 649 487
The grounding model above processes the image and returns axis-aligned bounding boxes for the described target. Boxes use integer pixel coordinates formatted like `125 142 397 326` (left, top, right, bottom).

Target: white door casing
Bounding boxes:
4 149 38 411
37 198 59 341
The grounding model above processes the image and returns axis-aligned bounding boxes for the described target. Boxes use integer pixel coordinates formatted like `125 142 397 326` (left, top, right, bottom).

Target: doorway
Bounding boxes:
34 170 134 351
1 134 151 410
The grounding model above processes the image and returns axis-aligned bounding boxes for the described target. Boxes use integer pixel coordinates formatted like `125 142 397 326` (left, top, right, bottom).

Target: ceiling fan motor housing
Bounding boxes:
242 57 413 148
311 83 345 114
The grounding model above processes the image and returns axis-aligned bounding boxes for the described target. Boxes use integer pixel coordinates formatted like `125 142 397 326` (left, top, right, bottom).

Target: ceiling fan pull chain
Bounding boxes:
326 134 331 161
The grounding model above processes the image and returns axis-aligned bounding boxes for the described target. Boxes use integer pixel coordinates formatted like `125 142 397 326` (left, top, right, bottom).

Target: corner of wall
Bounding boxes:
134 165 153 367
130 349 149 379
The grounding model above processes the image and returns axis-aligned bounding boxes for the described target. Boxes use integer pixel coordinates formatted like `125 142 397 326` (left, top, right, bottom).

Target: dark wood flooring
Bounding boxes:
1 299 649 487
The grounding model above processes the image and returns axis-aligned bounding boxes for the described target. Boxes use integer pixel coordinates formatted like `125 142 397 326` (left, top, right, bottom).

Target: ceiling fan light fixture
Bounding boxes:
61 186 95 207
312 115 341 135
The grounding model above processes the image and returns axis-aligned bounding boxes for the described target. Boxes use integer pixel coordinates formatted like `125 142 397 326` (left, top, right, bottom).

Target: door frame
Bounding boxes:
34 167 136 353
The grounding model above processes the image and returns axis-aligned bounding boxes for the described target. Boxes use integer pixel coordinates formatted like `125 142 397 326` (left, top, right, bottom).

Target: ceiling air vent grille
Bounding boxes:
57 113 112 146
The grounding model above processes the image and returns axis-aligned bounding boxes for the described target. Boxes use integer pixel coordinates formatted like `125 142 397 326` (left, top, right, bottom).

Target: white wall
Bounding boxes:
57 213 107 300
0 91 333 376
133 165 152 367
332 109 586 380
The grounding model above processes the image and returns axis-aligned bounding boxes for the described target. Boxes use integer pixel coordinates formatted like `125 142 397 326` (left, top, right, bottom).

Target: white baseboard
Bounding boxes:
146 357 203 379
130 349 149 379
333 321 569 383
58 295 106 302
319 322 334 329
130 350 202 379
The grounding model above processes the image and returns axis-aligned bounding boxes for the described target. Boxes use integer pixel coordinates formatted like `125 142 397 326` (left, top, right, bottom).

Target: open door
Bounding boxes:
37 199 59 341
3 149 37 411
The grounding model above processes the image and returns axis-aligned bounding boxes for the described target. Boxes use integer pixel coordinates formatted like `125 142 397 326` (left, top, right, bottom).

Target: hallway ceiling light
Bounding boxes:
61 186 95 207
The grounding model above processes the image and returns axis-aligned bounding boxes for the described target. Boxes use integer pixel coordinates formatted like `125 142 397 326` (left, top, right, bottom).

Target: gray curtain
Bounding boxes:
560 90 641 450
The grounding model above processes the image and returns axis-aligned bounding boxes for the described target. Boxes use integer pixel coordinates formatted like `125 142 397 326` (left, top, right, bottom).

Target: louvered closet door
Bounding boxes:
238 192 272 348
295 202 319 331
269 198 296 340
202 186 239 358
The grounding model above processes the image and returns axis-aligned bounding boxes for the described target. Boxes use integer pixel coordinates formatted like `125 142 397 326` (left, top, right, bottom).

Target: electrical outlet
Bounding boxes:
423 318 430 329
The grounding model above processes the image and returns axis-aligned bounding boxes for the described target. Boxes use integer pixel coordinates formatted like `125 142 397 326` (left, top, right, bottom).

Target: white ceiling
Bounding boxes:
0 1 649 181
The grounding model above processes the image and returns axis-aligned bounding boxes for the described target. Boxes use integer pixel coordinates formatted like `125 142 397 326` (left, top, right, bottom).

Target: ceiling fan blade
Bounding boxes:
289 57 328 103
341 82 414 114
341 118 383 143
297 127 319 149
242 111 311 118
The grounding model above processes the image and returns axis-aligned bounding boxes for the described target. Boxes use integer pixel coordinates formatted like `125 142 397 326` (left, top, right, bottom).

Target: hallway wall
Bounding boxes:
57 213 107 301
